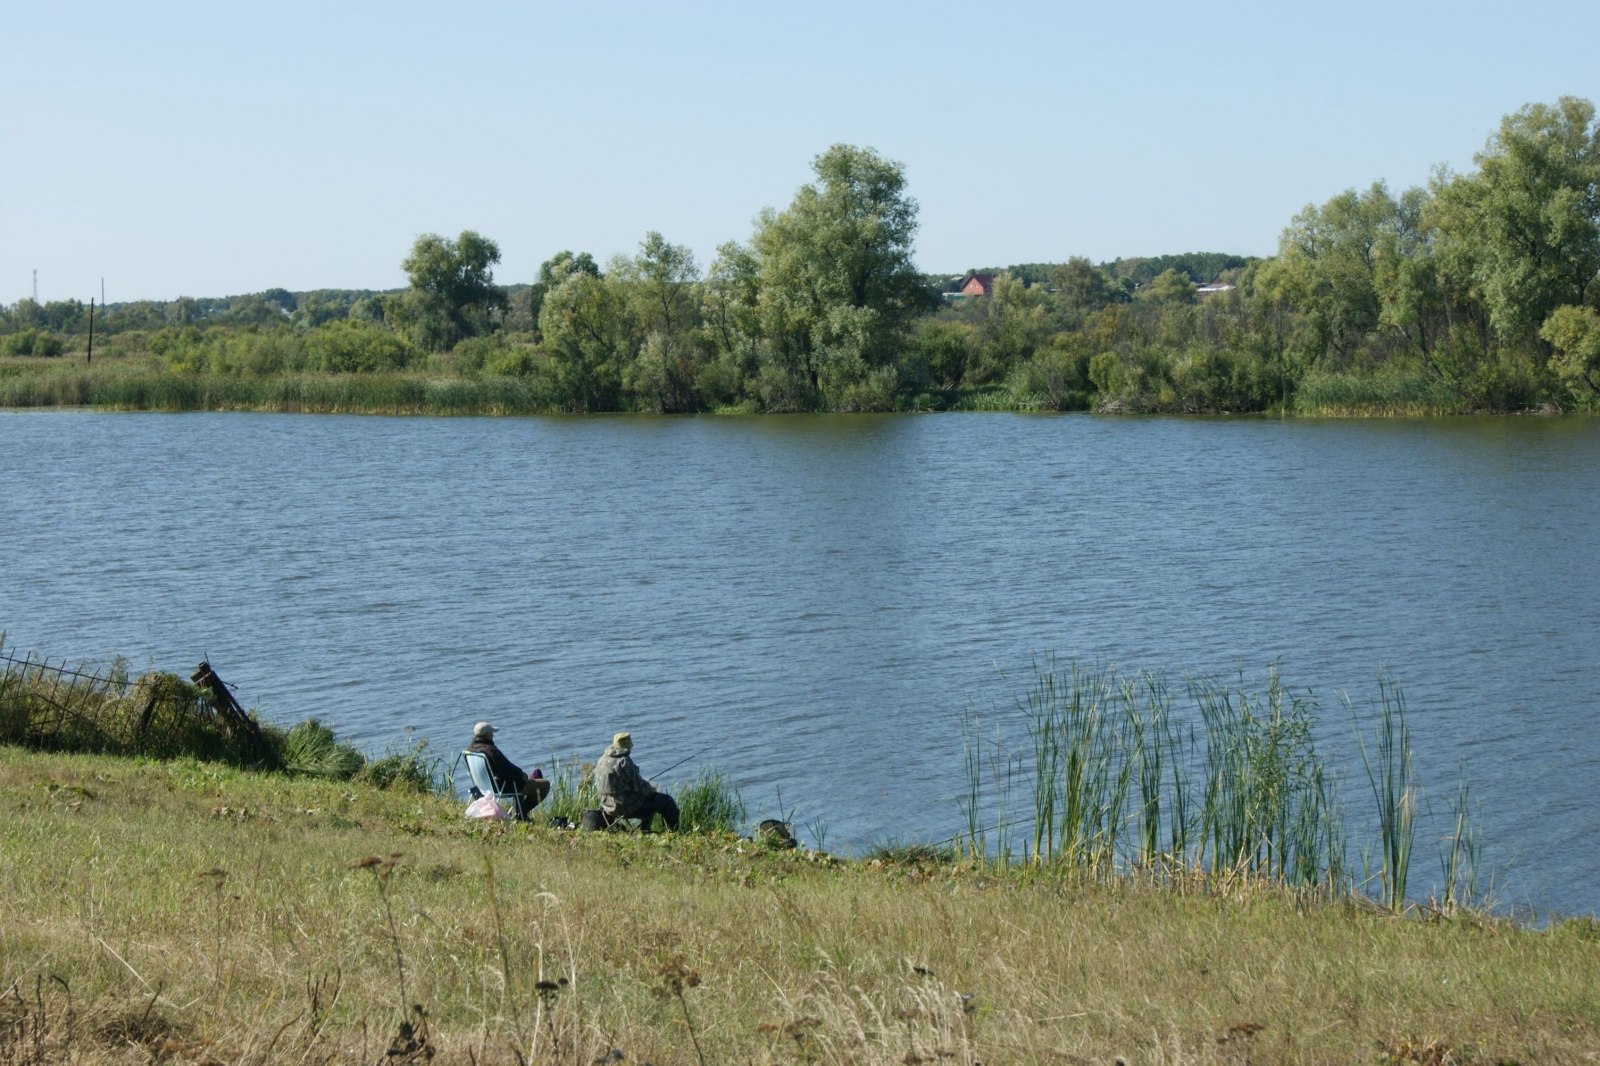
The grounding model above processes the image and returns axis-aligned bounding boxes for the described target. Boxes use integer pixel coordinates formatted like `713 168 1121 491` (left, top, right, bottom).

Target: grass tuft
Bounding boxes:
673 767 746 834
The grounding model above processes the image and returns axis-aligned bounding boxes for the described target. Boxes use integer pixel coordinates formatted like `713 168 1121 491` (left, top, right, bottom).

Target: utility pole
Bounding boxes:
101 278 106 307
87 299 94 364
32 269 37 303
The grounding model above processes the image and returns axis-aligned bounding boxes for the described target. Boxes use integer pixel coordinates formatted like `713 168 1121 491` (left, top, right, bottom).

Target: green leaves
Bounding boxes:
1541 304 1600 396
399 231 507 351
747 144 928 404
1432 97 1600 344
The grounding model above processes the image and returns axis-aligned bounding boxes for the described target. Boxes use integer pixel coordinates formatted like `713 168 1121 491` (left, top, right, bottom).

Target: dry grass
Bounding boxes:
2 748 1596 1066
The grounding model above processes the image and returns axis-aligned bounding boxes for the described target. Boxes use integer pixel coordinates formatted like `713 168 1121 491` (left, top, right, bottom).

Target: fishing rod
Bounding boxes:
652 734 733 780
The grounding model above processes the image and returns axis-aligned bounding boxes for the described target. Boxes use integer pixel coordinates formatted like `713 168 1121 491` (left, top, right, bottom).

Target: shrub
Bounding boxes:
908 322 971 389
1 330 64 356
483 344 544 377
305 320 413 373
1017 345 1091 410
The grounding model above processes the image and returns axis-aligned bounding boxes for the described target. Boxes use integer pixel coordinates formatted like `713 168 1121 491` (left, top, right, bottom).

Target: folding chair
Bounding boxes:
462 750 524 819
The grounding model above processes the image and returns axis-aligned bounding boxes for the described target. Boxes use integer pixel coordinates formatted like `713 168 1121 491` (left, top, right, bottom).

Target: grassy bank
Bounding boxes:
4 651 1600 1062
4 747 1599 1066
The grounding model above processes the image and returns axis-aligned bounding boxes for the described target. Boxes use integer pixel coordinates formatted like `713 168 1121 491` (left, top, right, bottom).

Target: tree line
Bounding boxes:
5 97 1598 413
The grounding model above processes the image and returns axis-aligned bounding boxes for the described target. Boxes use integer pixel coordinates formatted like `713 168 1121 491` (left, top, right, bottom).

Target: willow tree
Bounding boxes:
1430 97 1600 346
398 230 506 351
747 144 932 407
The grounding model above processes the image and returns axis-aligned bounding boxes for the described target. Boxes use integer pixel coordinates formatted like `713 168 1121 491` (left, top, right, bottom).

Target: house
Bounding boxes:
960 272 996 296
1195 282 1235 296
942 272 997 302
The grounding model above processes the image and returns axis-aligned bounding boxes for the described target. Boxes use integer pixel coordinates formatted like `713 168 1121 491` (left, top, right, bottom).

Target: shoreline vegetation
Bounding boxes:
4 649 1600 1062
0 357 1558 419
7 96 1600 420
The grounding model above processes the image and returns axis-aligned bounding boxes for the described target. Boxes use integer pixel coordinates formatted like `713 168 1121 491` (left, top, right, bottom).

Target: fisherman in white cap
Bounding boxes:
466 722 549 815
594 731 679 831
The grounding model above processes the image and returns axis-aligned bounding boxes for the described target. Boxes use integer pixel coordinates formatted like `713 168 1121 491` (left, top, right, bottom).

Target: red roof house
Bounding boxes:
960 273 996 296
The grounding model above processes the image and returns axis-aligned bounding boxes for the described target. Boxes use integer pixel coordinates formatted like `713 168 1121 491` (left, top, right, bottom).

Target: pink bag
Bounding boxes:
464 795 509 820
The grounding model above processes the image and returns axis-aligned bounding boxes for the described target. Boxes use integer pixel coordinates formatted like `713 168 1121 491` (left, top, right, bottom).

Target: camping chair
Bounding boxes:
462 750 524 819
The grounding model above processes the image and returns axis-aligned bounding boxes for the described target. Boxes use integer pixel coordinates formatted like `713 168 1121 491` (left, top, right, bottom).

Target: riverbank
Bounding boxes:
4 746 1599 1066
2 354 1580 417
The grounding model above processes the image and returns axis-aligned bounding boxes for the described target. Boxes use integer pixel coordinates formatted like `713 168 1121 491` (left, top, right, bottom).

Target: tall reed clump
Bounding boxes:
961 658 1431 903
355 734 447 794
673 767 746 834
1358 675 1416 909
1293 369 1469 416
538 757 598 824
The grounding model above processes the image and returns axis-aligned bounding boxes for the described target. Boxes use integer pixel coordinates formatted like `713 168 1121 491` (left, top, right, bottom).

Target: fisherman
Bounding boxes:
466 722 549 816
594 732 680 831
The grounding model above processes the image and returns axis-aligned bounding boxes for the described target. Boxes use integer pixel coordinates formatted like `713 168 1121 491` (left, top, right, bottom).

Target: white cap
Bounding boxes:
473 722 496 739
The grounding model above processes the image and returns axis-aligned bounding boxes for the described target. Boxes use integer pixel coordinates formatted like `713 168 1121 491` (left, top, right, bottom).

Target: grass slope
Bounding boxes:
3 748 1597 1065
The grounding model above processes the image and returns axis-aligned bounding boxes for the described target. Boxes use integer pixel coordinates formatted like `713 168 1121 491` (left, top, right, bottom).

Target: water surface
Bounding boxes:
2 411 1596 912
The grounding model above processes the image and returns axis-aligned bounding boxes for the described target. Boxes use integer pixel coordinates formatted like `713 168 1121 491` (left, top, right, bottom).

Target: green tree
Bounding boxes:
699 241 763 402
613 232 704 412
1050 257 1114 312
539 251 601 286
747 144 930 404
306 320 413 372
398 231 506 350
966 272 1051 383
1141 268 1197 305
1430 97 1600 344
614 232 700 337
538 270 634 411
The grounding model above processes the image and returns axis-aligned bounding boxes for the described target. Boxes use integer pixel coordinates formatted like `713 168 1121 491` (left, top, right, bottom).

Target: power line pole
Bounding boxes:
32 269 37 303
101 278 106 307
87 298 94 364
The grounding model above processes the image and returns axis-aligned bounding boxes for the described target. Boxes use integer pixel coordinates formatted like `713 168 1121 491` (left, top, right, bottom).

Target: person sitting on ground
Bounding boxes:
594 732 679 832
465 722 549 817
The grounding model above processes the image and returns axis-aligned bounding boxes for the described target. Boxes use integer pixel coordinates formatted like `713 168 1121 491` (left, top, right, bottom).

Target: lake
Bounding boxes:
2 410 1597 913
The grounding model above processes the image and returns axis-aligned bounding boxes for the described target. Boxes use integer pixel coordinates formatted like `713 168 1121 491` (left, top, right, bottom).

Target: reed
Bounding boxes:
960 659 1426 902
1358 675 1416 910
537 756 597 824
0 362 577 416
1294 370 1469 416
672 767 746 834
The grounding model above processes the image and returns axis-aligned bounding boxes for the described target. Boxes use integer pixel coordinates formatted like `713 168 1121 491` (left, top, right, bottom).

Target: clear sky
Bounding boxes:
3 1 1597 303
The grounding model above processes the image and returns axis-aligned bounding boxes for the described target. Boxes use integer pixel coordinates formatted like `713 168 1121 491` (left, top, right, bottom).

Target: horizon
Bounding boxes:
4 1 1597 304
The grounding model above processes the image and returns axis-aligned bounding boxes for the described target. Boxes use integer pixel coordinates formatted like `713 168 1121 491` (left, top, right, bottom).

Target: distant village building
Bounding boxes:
1195 282 1235 296
943 272 997 302
960 272 996 296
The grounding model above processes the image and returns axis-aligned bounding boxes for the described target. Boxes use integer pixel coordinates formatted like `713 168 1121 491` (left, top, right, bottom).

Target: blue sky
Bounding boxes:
3 1 1597 303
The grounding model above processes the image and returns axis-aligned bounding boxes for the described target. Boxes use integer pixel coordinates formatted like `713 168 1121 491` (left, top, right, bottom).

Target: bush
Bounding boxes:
2 330 64 357
1017 345 1091 410
449 334 507 373
305 320 413 373
907 322 971 389
483 344 544 377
